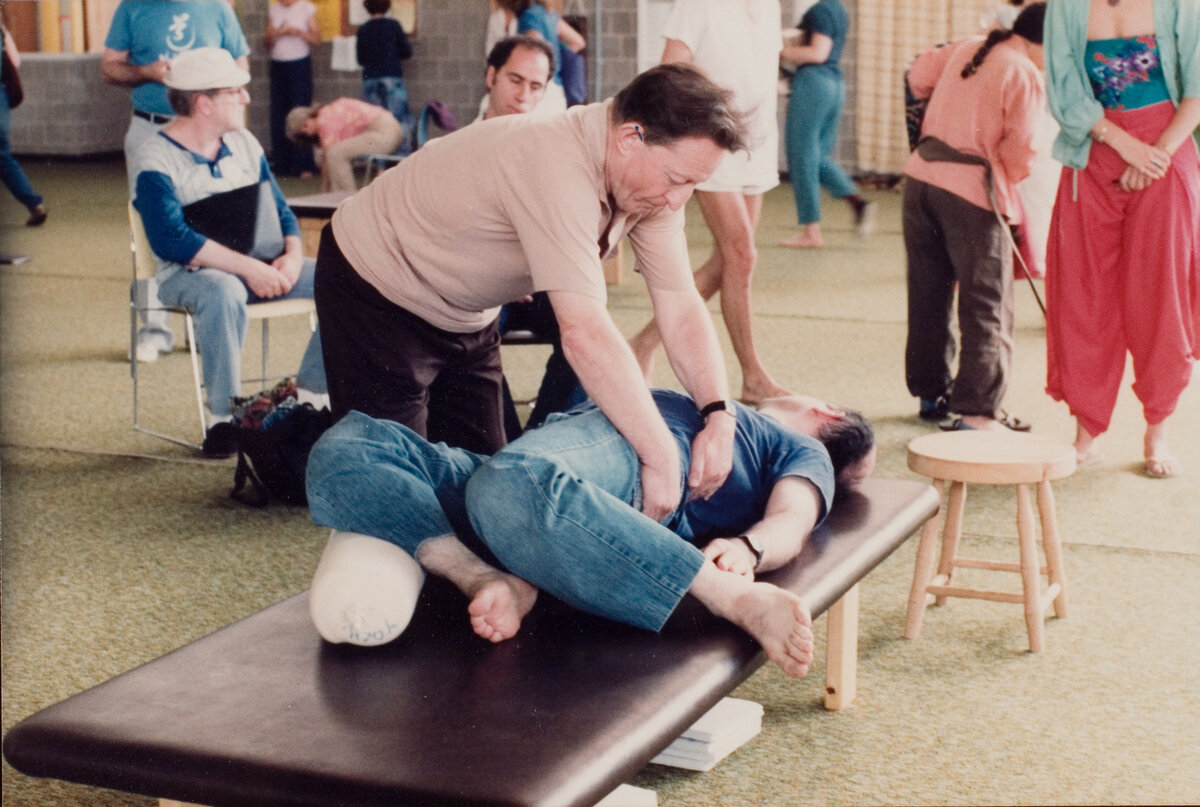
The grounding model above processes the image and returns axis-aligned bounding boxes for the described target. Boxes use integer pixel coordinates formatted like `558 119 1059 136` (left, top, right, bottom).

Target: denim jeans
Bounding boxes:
306 411 487 556
1 85 43 212
157 258 326 416
306 408 703 633
467 408 702 631
362 76 413 139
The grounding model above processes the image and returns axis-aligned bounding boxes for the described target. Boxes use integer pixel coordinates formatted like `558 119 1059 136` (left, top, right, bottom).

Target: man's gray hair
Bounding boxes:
612 63 750 154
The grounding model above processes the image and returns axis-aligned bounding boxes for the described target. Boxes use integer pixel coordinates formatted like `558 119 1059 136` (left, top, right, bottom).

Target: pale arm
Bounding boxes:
703 476 823 579
781 32 832 67
189 237 299 299
648 283 735 499
660 38 693 65
547 289 683 523
558 18 585 53
101 48 168 87
3 27 20 69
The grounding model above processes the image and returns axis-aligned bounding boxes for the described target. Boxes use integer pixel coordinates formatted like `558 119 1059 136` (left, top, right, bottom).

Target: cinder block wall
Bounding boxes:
9 53 129 156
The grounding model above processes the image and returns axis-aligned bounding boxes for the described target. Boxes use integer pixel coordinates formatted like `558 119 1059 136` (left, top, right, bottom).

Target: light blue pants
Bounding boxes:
363 76 413 140
157 258 326 416
306 409 705 632
785 66 858 225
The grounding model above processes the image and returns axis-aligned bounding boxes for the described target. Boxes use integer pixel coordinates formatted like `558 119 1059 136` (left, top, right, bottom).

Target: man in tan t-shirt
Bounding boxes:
313 63 749 524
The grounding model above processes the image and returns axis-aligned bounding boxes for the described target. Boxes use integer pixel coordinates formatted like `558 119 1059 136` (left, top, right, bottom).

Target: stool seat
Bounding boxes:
908 431 1076 485
904 430 1075 653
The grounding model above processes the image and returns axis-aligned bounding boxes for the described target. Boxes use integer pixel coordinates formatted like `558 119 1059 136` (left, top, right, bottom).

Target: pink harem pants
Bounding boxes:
1045 101 1200 437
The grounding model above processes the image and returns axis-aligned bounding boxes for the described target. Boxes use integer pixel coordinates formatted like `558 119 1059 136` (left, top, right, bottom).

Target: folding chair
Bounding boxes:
129 202 317 449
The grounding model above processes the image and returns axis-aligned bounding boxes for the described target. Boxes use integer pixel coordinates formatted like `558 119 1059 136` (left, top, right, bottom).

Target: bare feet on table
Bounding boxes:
468 574 538 642
730 584 814 678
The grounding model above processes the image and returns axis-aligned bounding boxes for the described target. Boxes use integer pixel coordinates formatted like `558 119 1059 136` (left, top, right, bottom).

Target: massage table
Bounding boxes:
4 477 938 807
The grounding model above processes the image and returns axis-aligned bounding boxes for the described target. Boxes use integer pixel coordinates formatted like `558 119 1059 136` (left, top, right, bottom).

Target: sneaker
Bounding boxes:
853 200 876 239
202 422 240 459
132 331 173 363
25 205 48 227
134 340 160 363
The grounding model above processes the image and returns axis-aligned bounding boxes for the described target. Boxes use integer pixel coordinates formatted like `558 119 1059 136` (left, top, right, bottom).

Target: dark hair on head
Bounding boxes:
363 0 391 15
815 408 875 487
486 34 556 78
612 63 750 154
962 2 1045 79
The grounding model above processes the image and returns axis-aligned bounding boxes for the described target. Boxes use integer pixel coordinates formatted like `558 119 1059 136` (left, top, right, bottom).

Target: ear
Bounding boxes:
614 121 642 153
485 65 497 90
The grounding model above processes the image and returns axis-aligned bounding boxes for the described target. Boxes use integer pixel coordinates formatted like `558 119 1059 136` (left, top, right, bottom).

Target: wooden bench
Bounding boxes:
3 477 938 807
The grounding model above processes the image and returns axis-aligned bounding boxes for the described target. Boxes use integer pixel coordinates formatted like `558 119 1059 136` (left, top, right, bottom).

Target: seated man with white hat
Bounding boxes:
132 47 327 457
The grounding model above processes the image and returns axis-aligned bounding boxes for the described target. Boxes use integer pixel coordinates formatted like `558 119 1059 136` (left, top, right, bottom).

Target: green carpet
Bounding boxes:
3 158 1198 806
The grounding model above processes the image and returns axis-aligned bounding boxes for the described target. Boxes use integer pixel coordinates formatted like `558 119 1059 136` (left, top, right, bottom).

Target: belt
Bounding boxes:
133 109 174 125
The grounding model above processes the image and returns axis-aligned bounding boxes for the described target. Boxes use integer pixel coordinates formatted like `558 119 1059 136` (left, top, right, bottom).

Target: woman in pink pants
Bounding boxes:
1044 0 1200 477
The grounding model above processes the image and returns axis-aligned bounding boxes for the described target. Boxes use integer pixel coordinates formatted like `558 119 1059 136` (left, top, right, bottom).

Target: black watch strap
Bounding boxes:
736 533 764 570
699 398 736 421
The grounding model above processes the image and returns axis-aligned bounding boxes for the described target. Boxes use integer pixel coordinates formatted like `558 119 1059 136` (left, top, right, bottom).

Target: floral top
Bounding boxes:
1085 35 1171 109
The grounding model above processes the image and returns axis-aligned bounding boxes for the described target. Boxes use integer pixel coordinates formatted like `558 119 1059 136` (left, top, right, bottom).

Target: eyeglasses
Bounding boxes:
204 87 248 101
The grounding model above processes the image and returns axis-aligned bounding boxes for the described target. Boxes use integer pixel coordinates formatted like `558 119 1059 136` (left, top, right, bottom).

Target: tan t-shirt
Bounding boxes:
330 100 695 332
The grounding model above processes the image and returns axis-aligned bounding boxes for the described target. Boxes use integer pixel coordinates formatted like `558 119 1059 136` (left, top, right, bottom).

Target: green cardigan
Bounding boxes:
1045 0 1200 169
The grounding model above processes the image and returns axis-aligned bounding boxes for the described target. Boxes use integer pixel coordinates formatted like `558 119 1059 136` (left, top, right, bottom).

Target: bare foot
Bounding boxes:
1144 422 1183 478
779 233 823 248
730 584 814 678
467 574 538 642
1074 421 1100 466
740 382 795 406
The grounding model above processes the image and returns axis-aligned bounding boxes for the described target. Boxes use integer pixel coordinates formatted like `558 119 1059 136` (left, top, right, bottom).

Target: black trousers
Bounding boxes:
902 178 1013 417
314 224 507 455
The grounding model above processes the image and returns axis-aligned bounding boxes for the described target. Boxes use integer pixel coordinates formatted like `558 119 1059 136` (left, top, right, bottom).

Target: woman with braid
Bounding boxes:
1043 0 1200 478
902 3 1046 431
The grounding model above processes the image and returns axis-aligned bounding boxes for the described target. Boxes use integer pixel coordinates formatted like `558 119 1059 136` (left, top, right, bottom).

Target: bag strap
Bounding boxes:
916 135 1046 316
230 450 270 508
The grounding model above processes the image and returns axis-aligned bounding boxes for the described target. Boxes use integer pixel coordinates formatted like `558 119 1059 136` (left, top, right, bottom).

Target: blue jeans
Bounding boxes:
363 76 414 141
1 85 43 212
306 409 704 632
157 258 326 416
785 66 858 225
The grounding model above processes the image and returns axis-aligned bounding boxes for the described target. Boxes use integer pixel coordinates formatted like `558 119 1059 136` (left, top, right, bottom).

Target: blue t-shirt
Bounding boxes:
568 390 836 543
517 5 563 84
105 0 250 116
798 0 849 74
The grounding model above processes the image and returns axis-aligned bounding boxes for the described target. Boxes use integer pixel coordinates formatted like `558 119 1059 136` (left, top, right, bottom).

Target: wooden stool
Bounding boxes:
904 431 1076 652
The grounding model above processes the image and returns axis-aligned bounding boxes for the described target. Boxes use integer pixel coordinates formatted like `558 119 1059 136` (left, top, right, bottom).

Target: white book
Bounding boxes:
677 697 763 743
595 784 658 807
650 698 764 771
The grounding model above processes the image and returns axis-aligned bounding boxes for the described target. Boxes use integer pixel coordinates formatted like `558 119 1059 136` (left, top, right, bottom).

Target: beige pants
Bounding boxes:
323 113 405 191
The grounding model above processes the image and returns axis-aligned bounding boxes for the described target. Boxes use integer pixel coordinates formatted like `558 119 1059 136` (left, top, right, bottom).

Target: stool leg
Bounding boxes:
934 481 967 606
1016 482 1044 652
904 480 944 640
1037 479 1068 619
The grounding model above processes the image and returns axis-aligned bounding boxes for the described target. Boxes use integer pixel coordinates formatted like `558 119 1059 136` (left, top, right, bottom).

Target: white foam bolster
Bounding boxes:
309 530 426 646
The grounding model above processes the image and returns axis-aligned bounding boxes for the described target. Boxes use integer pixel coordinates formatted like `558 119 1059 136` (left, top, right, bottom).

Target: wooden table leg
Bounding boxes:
825 584 859 711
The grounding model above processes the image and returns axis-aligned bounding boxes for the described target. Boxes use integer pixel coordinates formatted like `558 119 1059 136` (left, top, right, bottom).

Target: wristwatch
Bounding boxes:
699 398 737 422
735 532 764 570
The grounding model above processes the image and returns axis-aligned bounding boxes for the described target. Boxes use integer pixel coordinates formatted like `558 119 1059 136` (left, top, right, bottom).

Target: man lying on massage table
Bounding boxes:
304 390 876 679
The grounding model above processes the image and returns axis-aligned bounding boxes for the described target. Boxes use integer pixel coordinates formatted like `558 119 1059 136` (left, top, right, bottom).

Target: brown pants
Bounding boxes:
313 224 506 455
903 178 1014 417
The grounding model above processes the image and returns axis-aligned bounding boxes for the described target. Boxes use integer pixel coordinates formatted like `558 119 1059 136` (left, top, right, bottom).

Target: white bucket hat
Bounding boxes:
163 47 251 91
